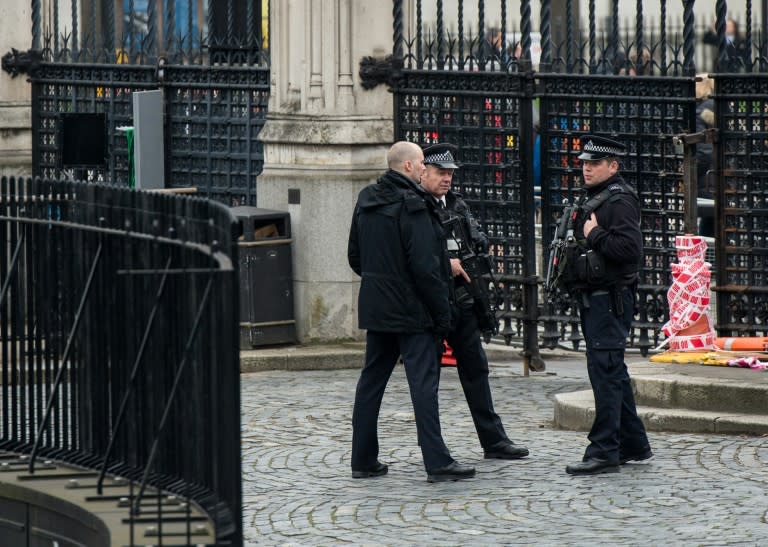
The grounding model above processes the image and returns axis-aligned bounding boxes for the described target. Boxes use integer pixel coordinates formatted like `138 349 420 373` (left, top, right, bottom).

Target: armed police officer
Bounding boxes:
558 135 653 476
420 142 529 461
348 141 476 483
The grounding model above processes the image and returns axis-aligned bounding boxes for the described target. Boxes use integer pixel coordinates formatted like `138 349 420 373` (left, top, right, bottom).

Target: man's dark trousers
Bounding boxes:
351 331 454 472
580 289 649 462
445 306 508 449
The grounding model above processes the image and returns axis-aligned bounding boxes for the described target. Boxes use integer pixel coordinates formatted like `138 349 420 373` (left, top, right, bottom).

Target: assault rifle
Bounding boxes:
543 202 576 302
442 216 501 342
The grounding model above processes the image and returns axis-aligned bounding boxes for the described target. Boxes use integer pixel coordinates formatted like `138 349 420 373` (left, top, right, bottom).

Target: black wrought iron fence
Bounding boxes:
537 74 696 354
618 13 768 75
4 1 271 207
389 0 768 361
28 61 269 206
394 69 540 367
28 0 268 66
0 176 242 545
712 73 768 336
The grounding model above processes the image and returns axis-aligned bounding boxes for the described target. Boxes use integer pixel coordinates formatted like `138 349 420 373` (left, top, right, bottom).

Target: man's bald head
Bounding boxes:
387 141 425 183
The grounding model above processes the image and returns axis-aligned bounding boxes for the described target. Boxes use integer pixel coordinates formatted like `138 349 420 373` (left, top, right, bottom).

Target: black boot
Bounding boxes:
426 461 476 482
565 458 619 476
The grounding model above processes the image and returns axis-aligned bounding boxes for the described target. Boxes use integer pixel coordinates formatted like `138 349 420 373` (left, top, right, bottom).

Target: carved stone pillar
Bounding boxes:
258 0 394 342
0 2 33 177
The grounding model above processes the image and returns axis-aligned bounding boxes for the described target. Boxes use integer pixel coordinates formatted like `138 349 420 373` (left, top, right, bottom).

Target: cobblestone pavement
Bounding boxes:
241 359 768 546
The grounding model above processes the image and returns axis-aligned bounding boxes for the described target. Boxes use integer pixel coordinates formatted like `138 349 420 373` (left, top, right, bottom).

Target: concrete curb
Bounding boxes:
240 341 581 372
240 343 366 372
554 387 768 436
239 342 574 373
241 343 768 435
633 374 768 414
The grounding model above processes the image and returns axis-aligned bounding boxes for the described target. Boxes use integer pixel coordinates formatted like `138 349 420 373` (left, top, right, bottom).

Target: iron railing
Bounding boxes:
28 62 270 206
28 0 269 66
712 72 768 337
2 1 271 207
390 0 768 361
0 176 242 545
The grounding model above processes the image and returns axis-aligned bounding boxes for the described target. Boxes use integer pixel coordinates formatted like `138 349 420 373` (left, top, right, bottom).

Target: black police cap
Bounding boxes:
578 135 627 160
423 143 460 169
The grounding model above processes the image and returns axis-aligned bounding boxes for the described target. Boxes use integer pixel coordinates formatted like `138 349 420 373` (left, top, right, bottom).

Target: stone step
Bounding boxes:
554 388 768 436
241 343 365 372
239 341 531 373
241 343 768 435
553 360 768 435
633 373 768 415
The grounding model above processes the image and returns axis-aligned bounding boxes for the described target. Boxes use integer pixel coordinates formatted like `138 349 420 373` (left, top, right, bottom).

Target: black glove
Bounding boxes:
435 337 446 357
433 321 450 340
475 233 490 254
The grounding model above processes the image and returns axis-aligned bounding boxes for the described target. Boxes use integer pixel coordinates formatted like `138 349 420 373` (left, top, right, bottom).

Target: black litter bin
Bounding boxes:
232 206 297 348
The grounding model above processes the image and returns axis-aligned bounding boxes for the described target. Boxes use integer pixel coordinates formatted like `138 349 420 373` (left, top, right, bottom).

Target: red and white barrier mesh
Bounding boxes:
658 235 716 351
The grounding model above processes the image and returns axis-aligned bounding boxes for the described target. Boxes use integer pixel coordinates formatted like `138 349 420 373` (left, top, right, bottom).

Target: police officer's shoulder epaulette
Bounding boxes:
606 181 638 198
581 181 636 216
402 191 428 212
608 183 639 209
453 195 468 211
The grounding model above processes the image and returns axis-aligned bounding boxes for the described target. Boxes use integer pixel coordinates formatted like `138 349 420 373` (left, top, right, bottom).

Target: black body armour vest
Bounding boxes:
559 180 638 291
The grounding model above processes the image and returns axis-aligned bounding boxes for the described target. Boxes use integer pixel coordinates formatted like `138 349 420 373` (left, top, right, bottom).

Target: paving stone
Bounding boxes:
241 360 768 545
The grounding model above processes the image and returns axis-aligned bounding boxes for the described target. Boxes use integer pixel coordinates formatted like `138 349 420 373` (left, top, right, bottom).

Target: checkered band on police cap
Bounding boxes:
578 135 626 160
422 143 460 168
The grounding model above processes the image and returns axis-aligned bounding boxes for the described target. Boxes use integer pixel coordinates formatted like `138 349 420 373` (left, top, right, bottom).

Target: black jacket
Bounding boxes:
702 30 750 72
442 190 489 254
348 170 451 333
578 174 643 284
695 98 715 199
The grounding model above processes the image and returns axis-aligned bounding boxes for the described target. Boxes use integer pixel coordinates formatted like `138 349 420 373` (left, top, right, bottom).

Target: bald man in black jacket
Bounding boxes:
348 141 475 483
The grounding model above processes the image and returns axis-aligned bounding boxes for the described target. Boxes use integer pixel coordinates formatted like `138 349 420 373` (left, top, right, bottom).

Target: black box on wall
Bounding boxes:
231 206 297 348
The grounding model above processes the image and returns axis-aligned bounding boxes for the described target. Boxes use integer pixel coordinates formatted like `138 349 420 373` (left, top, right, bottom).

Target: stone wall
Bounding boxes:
258 0 395 342
0 1 33 177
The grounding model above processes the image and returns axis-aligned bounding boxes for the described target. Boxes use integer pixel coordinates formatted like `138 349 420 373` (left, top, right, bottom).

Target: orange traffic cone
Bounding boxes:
715 337 768 351
441 341 457 366
660 235 716 351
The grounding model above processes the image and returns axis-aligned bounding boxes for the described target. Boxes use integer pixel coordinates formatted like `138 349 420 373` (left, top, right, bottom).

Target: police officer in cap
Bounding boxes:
420 142 530 461
564 135 653 475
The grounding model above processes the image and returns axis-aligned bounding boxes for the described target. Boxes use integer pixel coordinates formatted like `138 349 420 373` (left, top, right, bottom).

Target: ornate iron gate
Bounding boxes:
386 0 733 366
393 67 542 368
537 74 695 355
713 72 768 336
4 0 269 207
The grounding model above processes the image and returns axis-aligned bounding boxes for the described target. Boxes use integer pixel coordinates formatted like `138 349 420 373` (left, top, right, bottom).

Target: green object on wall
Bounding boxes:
125 127 135 189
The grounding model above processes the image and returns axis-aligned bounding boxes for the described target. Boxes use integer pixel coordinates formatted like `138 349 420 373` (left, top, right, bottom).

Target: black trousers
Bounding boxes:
445 305 508 449
579 288 650 463
351 331 453 472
